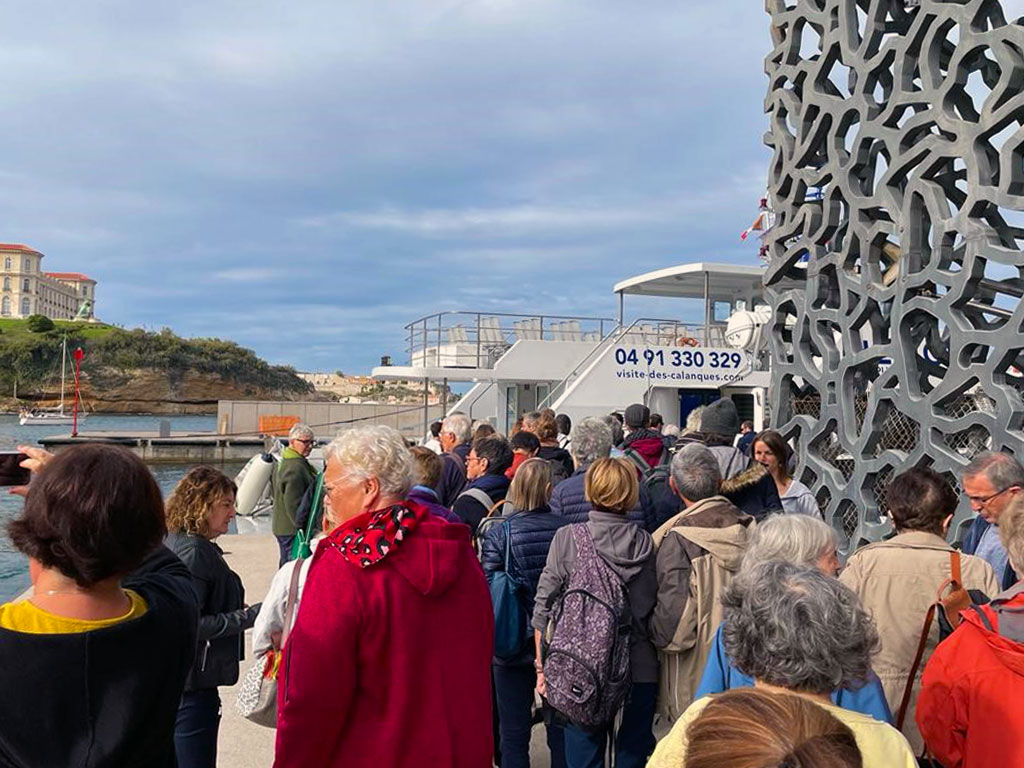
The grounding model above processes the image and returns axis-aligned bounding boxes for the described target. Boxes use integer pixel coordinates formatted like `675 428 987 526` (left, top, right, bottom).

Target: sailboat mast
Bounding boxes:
60 336 66 412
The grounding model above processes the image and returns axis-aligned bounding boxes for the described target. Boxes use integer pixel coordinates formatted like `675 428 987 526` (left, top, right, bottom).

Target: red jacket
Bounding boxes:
274 506 494 768
916 586 1024 768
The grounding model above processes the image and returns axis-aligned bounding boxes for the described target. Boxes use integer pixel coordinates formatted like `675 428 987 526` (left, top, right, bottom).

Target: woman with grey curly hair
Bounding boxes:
648 561 917 768
275 425 495 767
694 515 890 724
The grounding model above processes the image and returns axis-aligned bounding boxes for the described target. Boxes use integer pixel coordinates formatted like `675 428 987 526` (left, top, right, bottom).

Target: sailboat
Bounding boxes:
18 336 88 426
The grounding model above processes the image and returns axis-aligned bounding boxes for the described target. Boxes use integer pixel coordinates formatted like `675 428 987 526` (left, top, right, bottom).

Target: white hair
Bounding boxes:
741 514 838 576
663 424 681 438
288 422 314 441
441 412 472 444
685 406 704 433
324 425 413 498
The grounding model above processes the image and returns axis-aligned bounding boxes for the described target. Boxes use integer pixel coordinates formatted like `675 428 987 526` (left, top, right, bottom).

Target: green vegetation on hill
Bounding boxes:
0 319 313 397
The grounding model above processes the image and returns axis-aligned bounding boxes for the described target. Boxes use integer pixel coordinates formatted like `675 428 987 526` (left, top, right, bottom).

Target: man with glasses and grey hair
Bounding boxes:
272 422 317 566
961 451 1024 589
436 412 473 508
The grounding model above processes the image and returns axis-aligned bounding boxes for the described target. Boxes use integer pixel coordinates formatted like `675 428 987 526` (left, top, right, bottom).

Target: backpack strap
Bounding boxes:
458 487 494 509
895 550 966 729
896 602 936 729
281 556 305 648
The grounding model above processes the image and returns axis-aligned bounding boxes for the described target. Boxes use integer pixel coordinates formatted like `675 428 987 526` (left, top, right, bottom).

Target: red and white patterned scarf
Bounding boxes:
328 501 427 568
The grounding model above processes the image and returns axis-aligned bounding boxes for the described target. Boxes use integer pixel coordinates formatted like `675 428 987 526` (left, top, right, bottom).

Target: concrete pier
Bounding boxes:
38 431 266 463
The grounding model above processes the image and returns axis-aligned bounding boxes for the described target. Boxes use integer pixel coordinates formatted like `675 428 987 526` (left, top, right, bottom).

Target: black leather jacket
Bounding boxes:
166 532 260 691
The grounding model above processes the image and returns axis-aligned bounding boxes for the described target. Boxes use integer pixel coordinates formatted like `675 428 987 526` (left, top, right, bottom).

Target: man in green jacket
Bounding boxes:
273 423 317 566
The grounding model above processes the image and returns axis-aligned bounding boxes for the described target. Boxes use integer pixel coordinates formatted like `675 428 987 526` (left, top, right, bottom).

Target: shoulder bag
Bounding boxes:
235 555 305 727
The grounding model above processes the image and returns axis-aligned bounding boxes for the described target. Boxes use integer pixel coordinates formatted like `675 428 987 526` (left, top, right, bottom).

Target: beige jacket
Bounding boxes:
650 496 754 721
839 531 999 754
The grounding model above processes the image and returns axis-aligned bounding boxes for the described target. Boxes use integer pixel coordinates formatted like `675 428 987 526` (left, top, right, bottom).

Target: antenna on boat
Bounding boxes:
59 335 67 414
72 347 85 438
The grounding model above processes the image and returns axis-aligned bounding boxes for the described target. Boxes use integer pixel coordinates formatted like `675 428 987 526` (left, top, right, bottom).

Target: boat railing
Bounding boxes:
537 317 724 410
403 311 617 369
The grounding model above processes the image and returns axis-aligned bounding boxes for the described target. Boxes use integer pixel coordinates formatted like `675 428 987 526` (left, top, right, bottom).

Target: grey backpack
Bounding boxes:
543 524 632 728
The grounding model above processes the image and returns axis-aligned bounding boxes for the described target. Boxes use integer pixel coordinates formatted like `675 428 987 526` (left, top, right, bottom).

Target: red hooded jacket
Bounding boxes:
274 502 494 768
916 585 1024 768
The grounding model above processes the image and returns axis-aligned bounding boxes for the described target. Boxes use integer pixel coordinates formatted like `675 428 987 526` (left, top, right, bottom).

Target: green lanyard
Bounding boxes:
290 472 324 561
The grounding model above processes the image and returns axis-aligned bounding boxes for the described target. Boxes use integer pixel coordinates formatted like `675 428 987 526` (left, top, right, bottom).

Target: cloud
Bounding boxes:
211 268 282 283
0 0 775 372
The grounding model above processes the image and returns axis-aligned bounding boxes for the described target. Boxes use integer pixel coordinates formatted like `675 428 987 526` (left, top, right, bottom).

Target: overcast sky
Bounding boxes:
1 1 773 373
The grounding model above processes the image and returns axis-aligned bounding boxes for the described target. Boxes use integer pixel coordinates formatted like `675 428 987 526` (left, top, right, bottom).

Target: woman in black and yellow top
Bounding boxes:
0 443 199 768
166 466 261 768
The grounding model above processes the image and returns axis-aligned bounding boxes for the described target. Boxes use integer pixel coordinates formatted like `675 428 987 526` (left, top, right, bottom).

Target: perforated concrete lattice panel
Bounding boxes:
763 0 1024 550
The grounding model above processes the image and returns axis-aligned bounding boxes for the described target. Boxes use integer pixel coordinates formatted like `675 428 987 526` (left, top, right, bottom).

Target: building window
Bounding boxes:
22 258 29 272
3 257 9 271
2 278 8 291
19 298 29 316
0 297 8 316
22 279 30 293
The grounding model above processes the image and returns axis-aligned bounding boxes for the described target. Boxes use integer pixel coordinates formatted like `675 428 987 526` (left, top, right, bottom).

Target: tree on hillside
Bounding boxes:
26 315 55 333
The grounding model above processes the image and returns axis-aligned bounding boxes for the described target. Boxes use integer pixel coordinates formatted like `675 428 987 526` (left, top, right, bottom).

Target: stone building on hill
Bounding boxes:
0 243 96 320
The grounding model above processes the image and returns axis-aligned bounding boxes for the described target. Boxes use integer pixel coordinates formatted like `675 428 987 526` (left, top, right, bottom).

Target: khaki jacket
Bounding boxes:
839 531 999 754
650 496 754 721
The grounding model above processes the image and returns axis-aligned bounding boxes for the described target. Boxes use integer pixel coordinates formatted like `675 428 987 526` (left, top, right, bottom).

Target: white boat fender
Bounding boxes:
236 453 275 517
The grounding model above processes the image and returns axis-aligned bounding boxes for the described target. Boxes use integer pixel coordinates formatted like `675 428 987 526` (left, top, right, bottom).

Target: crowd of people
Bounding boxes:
2 398 1024 767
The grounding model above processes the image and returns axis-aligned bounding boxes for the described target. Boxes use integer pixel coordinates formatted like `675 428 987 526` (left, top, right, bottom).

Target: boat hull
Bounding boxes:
19 412 88 426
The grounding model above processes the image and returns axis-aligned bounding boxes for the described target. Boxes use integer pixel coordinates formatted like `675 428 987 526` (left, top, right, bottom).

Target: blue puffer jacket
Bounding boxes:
480 505 567 666
549 467 656 531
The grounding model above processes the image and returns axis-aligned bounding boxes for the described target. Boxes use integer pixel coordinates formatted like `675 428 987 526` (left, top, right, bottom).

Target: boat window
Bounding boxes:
713 301 733 323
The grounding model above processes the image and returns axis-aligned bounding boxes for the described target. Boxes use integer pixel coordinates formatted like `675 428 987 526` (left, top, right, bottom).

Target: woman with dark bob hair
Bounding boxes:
166 465 261 768
649 561 916 768
0 444 198 767
839 467 999 754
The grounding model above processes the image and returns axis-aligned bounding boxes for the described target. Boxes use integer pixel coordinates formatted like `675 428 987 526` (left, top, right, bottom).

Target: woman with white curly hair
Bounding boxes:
648 561 917 768
274 425 494 768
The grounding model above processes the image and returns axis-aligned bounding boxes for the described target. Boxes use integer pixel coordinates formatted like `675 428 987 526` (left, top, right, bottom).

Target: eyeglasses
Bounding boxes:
294 438 314 445
467 455 482 463
966 486 1015 506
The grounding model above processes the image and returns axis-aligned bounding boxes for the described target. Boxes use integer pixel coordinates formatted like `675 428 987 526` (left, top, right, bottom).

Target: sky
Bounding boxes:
0 0 774 373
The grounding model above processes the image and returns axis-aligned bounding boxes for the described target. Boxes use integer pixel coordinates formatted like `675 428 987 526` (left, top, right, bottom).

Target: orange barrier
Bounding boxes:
259 415 300 436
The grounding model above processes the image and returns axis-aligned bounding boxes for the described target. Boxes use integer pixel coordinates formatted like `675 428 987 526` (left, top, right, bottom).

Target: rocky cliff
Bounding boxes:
2 320 317 413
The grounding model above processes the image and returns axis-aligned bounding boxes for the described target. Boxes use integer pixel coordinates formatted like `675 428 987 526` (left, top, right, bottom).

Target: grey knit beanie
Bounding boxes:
700 398 740 436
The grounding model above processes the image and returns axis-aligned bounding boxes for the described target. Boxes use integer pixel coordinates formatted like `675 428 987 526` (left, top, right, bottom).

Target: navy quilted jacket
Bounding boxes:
480 505 567 665
549 467 656 532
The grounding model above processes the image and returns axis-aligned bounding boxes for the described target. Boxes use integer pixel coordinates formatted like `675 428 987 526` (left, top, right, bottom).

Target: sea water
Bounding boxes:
0 413 253 601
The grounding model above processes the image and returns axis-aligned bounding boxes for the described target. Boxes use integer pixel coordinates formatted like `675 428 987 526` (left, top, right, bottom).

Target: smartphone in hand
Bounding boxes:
0 452 31 486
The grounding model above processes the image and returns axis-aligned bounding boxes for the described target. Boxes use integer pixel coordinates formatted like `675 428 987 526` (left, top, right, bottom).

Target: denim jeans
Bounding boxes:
174 688 221 768
493 663 566 768
562 683 657 768
276 534 295 567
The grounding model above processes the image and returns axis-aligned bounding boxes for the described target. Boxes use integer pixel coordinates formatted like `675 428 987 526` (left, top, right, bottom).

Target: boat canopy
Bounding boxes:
613 262 765 299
